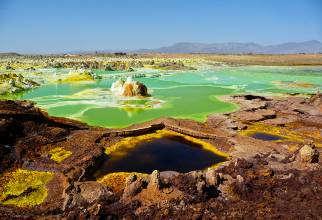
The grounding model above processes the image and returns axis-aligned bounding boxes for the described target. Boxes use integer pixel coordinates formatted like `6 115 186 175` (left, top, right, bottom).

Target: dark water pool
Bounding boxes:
251 132 283 141
93 135 226 178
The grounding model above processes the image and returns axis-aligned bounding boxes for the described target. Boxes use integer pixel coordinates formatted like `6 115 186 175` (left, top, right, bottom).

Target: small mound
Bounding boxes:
57 70 100 83
111 77 149 97
0 73 39 95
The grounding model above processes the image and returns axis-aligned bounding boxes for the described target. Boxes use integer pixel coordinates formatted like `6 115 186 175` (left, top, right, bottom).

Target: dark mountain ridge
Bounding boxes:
136 40 322 54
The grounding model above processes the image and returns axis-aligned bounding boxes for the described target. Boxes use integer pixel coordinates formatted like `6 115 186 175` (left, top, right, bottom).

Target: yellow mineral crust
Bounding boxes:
239 122 321 147
0 169 54 207
105 129 229 158
97 172 148 195
49 147 72 163
58 71 95 83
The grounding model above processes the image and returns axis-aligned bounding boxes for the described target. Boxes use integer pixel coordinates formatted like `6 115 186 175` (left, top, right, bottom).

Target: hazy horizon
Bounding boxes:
1 0 321 53
1 40 322 55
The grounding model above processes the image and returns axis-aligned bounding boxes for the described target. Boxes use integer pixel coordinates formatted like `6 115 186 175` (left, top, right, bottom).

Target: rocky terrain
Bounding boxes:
0 55 198 72
0 93 321 219
0 73 39 95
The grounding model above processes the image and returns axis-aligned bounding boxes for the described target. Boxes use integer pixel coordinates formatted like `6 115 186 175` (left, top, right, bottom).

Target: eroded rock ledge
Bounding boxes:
0 93 321 219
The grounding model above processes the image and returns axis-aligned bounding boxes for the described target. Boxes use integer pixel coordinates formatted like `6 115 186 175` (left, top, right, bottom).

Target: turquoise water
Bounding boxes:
10 66 322 128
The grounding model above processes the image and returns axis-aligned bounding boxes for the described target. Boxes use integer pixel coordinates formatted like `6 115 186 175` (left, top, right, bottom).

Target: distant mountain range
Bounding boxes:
136 40 322 54
2 40 322 55
0 52 21 57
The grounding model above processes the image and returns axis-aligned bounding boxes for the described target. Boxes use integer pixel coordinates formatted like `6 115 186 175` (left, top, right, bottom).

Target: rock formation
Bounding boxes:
299 144 319 163
111 77 149 97
0 73 39 95
58 70 101 83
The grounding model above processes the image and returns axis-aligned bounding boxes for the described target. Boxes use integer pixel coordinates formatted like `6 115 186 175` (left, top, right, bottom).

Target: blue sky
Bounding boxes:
0 0 321 53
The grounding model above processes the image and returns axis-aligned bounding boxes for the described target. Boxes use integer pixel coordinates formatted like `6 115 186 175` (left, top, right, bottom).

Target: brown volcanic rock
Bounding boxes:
0 100 93 173
230 109 276 123
122 175 147 199
135 81 149 97
0 100 37 115
79 181 113 204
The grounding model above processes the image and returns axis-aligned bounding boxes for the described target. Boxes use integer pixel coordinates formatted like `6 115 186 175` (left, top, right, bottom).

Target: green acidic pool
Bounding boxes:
5 66 322 128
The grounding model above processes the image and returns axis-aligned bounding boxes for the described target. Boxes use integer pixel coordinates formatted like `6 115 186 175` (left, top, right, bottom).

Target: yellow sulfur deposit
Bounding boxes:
105 129 228 160
240 123 305 142
58 71 95 83
0 169 54 207
97 172 148 195
49 147 72 163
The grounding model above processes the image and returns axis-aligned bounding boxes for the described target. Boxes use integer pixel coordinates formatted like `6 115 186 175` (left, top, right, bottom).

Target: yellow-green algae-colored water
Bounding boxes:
3 66 322 128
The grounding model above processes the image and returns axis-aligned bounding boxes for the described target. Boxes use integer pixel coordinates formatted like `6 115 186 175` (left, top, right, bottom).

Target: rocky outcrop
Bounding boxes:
153 61 196 70
105 61 143 71
122 174 147 199
148 170 162 190
299 144 319 163
78 181 113 204
57 70 101 83
111 77 149 97
0 100 88 173
0 73 39 95
47 60 143 71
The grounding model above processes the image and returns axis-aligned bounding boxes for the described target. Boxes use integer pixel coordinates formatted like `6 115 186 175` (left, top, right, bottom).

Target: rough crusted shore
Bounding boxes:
0 93 321 219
